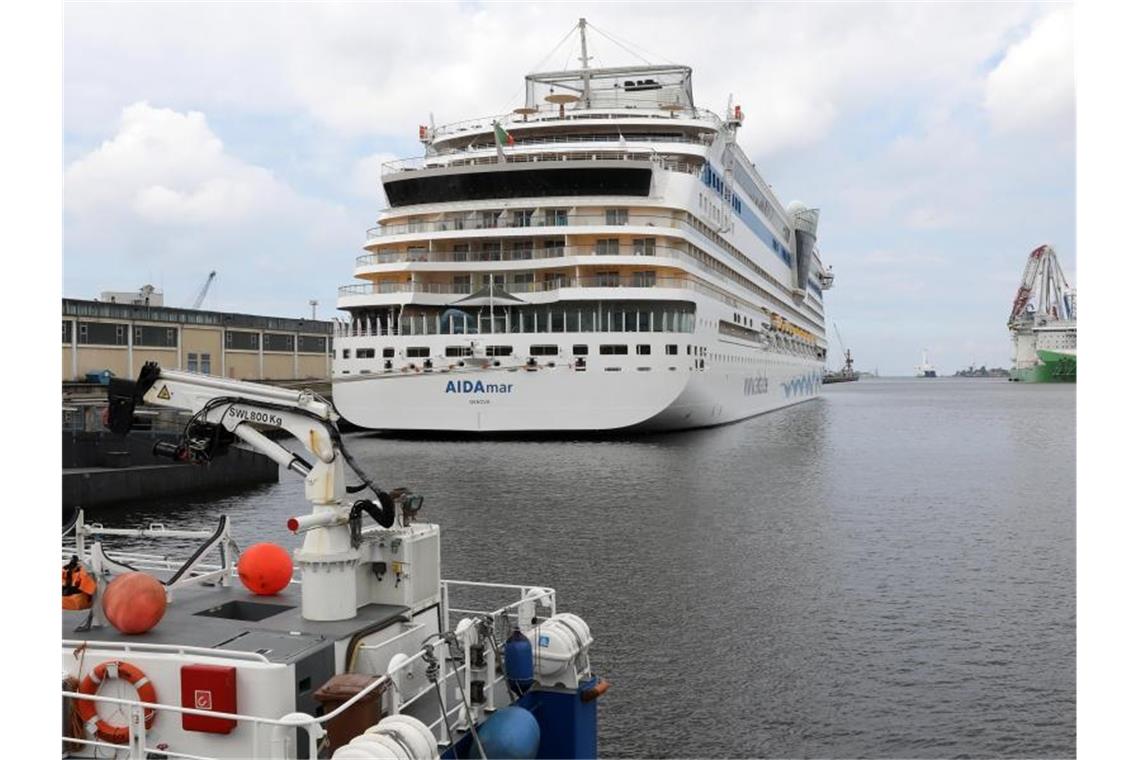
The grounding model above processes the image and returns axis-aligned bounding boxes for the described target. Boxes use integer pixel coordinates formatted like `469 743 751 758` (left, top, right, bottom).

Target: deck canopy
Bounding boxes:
525 64 694 112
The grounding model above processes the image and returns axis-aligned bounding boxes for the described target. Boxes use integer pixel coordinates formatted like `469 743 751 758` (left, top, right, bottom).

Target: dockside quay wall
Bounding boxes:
62 431 279 509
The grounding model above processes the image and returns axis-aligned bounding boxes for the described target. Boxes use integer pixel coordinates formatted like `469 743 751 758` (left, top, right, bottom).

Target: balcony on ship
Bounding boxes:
333 298 697 339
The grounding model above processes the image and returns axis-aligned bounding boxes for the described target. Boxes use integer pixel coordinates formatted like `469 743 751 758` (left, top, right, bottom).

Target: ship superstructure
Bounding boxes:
1008 244 1076 382
916 349 937 378
332 19 831 432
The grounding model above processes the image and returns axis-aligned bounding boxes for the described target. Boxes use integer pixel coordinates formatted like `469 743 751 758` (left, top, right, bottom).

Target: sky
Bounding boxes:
62 1 1075 376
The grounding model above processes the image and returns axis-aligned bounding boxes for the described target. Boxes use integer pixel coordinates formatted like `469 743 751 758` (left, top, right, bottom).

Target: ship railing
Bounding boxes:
62 671 390 760
339 274 696 298
62 583 560 759
356 242 683 267
381 149 699 176
366 210 693 239
424 105 722 143
348 242 817 331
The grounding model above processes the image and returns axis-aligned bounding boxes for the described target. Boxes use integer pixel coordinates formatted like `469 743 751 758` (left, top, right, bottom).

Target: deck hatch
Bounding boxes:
195 600 295 622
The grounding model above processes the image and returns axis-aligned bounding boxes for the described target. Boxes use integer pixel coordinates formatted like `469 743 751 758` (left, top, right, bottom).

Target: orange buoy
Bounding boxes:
102 572 167 634
237 542 293 595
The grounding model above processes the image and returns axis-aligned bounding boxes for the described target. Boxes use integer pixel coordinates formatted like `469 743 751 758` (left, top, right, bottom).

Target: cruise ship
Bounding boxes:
332 20 833 432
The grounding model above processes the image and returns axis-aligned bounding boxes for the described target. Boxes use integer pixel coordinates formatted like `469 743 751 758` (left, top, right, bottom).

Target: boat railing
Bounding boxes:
62 671 390 760
62 582 560 759
424 106 721 142
366 210 696 240
381 149 698 176
338 274 692 298
355 242 682 266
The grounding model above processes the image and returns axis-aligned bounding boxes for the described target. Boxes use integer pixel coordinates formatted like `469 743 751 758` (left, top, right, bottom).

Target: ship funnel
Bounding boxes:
787 202 819 296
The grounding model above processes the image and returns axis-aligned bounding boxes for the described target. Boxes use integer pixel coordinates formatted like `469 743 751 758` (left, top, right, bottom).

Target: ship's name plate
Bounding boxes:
445 380 514 394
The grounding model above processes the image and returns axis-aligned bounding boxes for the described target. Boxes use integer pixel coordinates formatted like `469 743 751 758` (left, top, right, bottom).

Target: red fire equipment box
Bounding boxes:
181 664 237 734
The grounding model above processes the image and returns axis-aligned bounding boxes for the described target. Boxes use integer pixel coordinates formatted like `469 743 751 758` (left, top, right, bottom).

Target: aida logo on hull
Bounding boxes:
744 375 769 396
445 380 514 394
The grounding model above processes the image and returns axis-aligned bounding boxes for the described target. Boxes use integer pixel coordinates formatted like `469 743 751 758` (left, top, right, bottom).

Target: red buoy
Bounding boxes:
103 572 167 634
238 543 293 595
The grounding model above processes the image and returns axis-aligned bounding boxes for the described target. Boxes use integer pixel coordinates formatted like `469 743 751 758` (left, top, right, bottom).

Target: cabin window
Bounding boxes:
596 270 620 287
407 347 430 358
666 344 678 355
632 270 657 287
632 237 656 256
511 210 531 227
487 345 513 356
595 238 619 255
382 348 395 358
530 345 558 356
342 349 350 359
355 348 375 359
636 344 651 355
600 344 628 355
545 208 568 226
573 344 589 355
605 208 629 225
445 346 473 357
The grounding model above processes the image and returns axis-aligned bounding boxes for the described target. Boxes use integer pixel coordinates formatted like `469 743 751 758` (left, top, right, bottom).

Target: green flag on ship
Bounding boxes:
493 121 514 162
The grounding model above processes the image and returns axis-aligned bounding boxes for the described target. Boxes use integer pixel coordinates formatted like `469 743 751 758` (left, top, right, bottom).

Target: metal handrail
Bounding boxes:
366 211 691 239
381 149 699 176
356 243 674 267
426 105 722 141
339 274 691 298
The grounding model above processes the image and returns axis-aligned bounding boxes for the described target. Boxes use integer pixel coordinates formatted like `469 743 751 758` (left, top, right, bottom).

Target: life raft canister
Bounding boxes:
62 556 97 611
75 659 158 744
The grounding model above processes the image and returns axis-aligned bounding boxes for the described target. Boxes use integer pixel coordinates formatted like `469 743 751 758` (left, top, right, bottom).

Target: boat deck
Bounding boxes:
63 574 408 665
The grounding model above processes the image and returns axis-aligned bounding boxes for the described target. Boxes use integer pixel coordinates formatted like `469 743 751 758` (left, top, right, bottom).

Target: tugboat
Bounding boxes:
61 363 606 759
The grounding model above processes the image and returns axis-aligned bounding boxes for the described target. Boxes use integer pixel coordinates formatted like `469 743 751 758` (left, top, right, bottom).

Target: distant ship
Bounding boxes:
822 322 857 384
916 349 936 378
1007 244 1076 382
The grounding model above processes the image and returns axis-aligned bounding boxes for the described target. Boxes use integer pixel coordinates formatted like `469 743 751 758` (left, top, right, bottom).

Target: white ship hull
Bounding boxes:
333 344 821 433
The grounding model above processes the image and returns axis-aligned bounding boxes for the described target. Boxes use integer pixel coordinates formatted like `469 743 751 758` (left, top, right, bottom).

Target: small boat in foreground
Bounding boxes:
61 363 605 759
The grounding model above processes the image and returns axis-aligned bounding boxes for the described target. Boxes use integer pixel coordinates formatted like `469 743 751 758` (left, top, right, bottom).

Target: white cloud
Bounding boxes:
63 102 357 311
349 152 400 202
65 2 1037 157
985 7 1075 133
66 102 313 225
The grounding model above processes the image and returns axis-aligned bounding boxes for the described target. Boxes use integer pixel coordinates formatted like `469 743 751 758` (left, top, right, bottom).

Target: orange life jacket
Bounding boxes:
62 556 96 610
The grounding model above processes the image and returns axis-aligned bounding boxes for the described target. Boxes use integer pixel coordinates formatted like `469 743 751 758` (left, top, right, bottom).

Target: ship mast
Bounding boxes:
578 17 592 107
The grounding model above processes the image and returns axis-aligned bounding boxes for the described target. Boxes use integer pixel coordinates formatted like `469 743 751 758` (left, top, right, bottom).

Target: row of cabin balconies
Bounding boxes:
352 236 825 337
366 207 680 240
355 240 667 268
361 207 804 314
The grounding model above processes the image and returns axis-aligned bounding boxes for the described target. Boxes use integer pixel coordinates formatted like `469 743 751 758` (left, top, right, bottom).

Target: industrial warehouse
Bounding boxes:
62 293 333 383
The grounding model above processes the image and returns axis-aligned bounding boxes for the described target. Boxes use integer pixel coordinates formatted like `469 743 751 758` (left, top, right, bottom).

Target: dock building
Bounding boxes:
62 298 333 382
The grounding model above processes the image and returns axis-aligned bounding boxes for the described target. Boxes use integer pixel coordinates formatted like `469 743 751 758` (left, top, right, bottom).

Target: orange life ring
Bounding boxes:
75 660 157 744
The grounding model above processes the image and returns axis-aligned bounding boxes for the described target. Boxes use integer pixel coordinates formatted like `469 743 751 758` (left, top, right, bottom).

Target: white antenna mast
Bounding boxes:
578 18 592 107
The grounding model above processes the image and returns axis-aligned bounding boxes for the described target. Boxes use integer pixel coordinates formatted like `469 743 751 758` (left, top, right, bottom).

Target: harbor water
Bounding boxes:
92 378 1075 758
